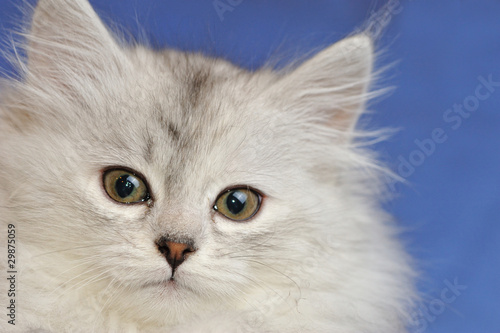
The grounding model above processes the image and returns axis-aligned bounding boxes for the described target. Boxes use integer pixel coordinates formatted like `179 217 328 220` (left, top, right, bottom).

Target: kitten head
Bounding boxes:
0 0 414 330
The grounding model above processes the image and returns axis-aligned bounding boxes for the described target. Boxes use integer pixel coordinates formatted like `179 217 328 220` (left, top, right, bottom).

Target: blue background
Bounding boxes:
1 1 499 332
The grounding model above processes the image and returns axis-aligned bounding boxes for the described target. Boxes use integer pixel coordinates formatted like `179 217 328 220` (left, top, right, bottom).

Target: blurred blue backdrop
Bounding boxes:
1 0 499 332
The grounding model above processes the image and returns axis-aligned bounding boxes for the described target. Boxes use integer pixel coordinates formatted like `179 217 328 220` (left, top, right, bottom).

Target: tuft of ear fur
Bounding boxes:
26 0 124 91
276 34 374 133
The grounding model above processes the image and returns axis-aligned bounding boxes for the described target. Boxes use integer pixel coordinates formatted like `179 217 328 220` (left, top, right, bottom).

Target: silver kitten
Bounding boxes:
0 0 415 332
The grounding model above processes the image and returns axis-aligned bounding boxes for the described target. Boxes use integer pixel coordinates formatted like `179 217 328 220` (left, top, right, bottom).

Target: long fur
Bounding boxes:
0 0 415 332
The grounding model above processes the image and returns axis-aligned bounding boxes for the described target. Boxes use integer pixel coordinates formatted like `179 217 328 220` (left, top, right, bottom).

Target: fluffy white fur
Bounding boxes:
0 0 415 332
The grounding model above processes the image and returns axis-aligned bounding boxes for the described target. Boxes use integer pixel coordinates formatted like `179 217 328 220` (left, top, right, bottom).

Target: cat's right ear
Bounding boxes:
26 0 124 89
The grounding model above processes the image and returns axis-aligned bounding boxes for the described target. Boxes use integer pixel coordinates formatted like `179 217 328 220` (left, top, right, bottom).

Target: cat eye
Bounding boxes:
103 168 151 204
213 187 261 221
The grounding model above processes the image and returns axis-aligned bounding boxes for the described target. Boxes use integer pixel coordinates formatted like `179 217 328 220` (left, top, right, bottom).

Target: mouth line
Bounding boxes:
140 268 181 288
141 277 177 289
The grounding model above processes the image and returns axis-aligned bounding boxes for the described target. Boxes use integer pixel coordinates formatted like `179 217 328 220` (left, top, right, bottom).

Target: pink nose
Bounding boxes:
156 238 196 273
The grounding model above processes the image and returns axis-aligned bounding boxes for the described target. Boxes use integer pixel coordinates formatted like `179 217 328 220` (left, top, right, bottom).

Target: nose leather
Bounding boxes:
156 238 196 275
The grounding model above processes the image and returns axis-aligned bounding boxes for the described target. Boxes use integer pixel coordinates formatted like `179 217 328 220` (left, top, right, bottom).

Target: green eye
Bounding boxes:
214 187 261 221
103 168 150 204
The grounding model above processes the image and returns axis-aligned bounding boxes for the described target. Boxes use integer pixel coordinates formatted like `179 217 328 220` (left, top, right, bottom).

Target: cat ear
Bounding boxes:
26 0 123 86
275 34 374 132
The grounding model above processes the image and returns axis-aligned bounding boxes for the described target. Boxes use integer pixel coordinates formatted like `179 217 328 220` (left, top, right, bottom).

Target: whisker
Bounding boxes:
32 243 108 258
236 257 302 300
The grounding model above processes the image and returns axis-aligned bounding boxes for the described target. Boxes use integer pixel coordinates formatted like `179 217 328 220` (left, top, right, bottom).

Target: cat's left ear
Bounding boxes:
26 0 123 86
273 34 374 133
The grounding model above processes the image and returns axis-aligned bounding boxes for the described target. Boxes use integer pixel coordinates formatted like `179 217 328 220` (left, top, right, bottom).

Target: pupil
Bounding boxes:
115 175 136 198
226 191 247 215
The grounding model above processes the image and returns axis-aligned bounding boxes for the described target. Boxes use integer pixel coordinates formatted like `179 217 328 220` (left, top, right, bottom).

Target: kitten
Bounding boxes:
0 0 415 332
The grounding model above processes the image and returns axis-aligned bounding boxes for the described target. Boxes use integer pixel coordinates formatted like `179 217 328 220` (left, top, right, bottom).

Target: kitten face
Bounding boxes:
0 0 415 331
